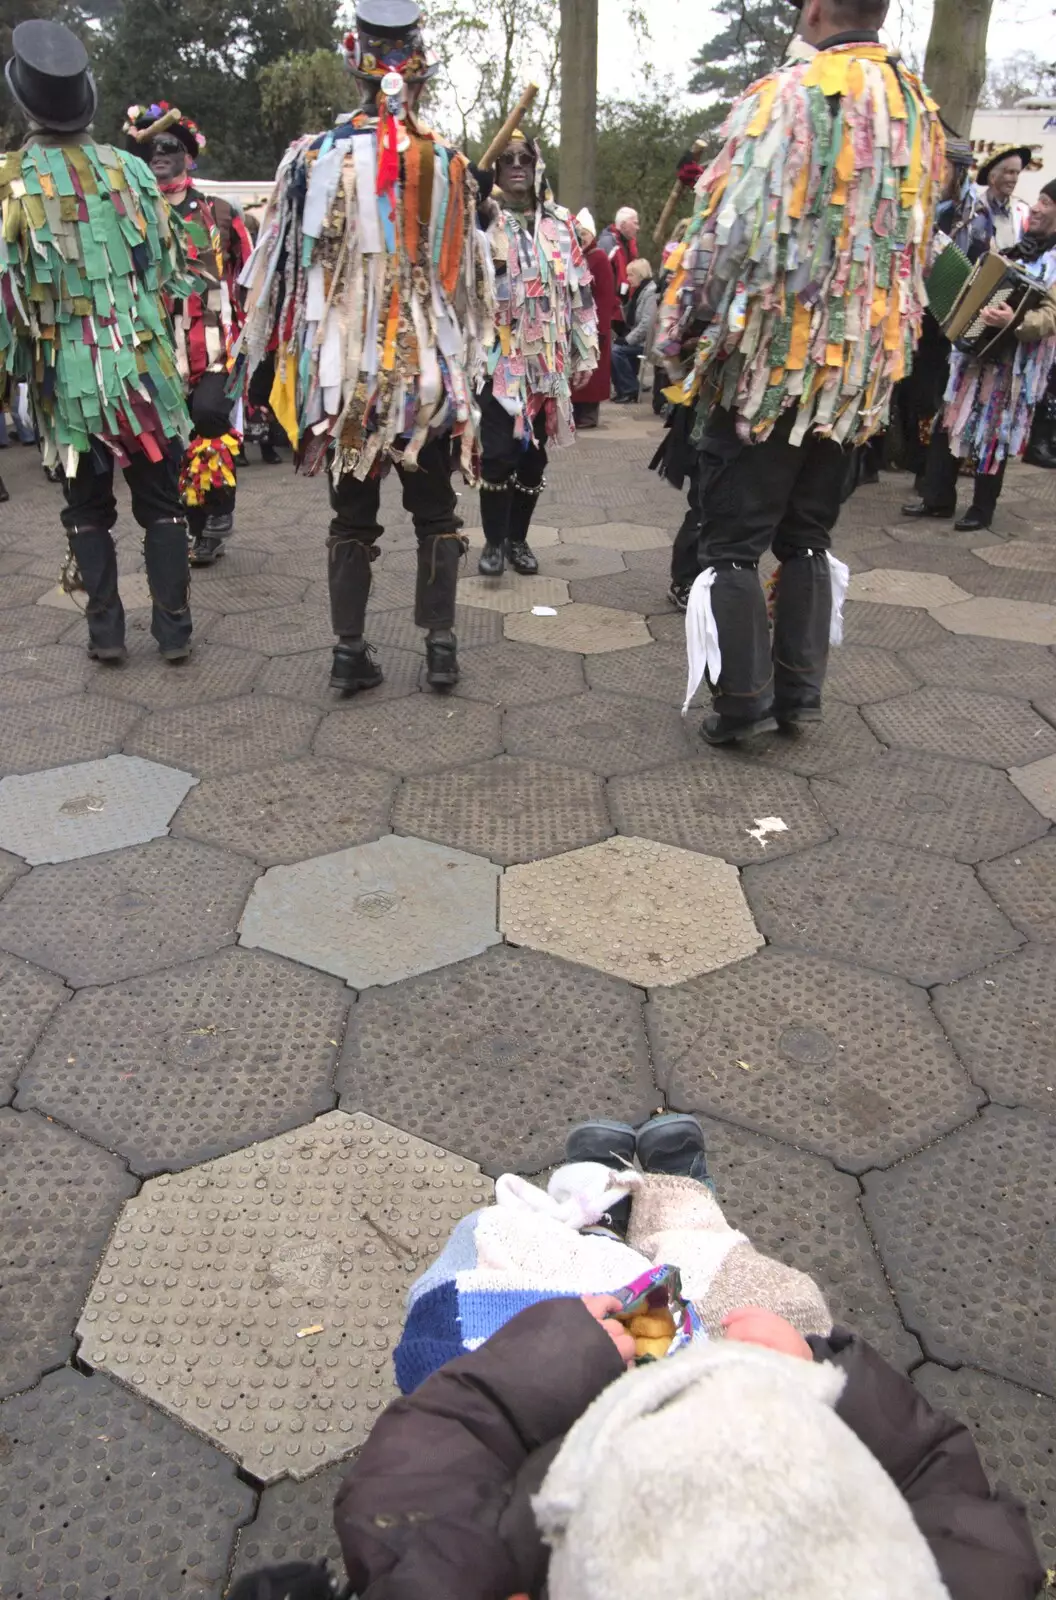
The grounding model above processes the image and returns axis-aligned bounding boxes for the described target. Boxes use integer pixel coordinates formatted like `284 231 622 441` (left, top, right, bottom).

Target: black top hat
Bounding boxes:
344 0 438 82
4 19 97 134
977 145 1034 185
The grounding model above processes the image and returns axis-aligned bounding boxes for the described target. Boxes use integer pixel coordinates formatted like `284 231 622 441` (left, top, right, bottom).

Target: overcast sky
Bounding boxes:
597 0 1056 101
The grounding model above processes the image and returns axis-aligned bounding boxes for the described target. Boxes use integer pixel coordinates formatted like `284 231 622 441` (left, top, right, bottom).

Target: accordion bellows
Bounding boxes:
924 238 973 325
927 241 1044 359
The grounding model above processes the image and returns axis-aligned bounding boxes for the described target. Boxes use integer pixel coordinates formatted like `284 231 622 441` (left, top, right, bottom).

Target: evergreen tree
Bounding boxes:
689 0 795 102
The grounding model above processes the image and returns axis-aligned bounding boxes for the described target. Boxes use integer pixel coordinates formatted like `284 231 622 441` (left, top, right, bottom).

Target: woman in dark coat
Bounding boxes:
572 208 616 428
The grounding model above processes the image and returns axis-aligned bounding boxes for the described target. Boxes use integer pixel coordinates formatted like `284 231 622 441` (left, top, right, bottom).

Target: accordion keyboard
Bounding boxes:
962 286 1015 341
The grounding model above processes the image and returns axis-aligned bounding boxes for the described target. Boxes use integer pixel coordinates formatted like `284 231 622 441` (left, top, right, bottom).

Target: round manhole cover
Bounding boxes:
854 891 900 918
354 889 400 918
167 1027 227 1065
899 792 947 816
59 792 107 817
111 890 155 914
778 1025 836 1066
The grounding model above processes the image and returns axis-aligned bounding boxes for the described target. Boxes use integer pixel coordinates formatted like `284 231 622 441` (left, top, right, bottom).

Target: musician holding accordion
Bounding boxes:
903 176 1056 531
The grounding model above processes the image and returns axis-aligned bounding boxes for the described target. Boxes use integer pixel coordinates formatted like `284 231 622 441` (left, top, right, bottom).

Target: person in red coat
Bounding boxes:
572 209 617 429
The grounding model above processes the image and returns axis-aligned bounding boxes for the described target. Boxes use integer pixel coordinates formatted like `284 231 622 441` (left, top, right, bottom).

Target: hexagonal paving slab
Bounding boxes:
1010 753 1056 820
848 568 973 609
455 572 571 613
90 638 266 709
449 639 587 706
207 602 339 655
0 949 68 1101
240 834 500 988
974 539 1056 571
0 573 53 608
933 946 1056 1115
315 695 502 775
393 755 611 865
0 754 197 865
36 571 154 612
18 947 348 1174
811 751 1049 864
570 570 676 616
186 572 311 614
0 837 258 987
0 846 24 897
0 643 90 706
504 602 653 654
862 686 1056 768
1 694 143 777
913 1365 1056 1565
172 755 395 866
502 836 762 987
536 542 627 580
0 605 73 650
585 641 695 706
648 947 982 1173
930 596 1056 645
230 1463 345 1584
744 835 1022 986
978 837 1056 942
862 1107 1056 1393
0 1367 255 1598
724 700 883 779
125 693 320 778
610 758 834 866
340 944 655 1172
903 633 1056 700
565 520 670 550
842 601 948 650
258 643 423 707
76 1111 492 1482
703 1117 918 1370
504 690 691 776
460 522 559 552
823 643 922 705
0 1108 137 1397
369 603 505 654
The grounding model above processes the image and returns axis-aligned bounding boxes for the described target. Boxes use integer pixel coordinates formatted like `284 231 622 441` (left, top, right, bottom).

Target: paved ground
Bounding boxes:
1 412 1055 1594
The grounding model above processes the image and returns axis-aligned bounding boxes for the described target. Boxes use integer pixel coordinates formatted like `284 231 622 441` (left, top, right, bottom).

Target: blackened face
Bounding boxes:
149 134 190 183
497 142 535 202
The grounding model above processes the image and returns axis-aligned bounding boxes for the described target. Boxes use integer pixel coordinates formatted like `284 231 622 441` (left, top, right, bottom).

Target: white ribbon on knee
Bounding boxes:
683 567 722 716
827 552 850 647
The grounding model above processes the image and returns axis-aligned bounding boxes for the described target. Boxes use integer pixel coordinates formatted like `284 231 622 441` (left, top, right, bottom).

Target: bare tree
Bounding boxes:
427 0 560 153
979 48 1056 107
923 0 996 135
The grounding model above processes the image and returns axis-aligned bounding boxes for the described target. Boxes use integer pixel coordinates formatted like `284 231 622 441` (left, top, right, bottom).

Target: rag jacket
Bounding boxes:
169 183 250 387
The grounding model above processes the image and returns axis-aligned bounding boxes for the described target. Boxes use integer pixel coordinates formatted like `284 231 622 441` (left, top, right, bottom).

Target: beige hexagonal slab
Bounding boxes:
501 835 763 987
456 573 570 613
76 1111 492 1482
973 541 1056 572
37 573 154 612
462 524 559 550
929 597 1056 645
1009 754 1056 822
504 603 653 654
239 833 501 988
848 569 972 610
565 521 671 551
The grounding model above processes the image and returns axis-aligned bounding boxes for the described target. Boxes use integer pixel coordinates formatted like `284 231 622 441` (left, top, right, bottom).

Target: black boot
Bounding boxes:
507 479 541 575
954 505 991 532
66 524 126 658
900 499 955 519
260 440 281 464
699 710 778 746
330 641 384 693
226 1560 347 1600
478 478 513 576
187 507 222 566
144 518 193 659
636 1114 709 1184
566 1120 636 1239
772 549 831 729
425 631 459 686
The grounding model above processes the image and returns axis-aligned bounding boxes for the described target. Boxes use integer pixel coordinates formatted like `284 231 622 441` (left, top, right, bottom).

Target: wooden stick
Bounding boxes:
653 136 706 246
479 83 540 170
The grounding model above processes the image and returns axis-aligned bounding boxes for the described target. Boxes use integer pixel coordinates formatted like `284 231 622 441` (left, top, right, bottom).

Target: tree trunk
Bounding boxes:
559 0 598 213
923 0 995 138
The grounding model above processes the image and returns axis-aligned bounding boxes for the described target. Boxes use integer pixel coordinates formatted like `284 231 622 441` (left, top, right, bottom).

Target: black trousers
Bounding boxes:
697 407 847 719
920 423 1006 519
670 464 702 587
327 433 463 638
60 440 191 652
479 386 548 547
186 371 238 536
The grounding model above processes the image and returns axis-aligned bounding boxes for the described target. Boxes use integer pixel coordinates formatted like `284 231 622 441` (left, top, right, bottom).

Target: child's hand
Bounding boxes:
581 1295 637 1366
722 1307 812 1361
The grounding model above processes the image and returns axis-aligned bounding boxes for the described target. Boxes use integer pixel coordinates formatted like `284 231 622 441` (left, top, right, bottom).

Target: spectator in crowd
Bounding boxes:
949 144 1032 258
573 208 618 429
611 257 658 403
597 205 640 332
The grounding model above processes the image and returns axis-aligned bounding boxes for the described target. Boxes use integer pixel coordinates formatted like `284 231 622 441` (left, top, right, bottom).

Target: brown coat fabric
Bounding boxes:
1016 281 1056 343
333 1301 1043 1600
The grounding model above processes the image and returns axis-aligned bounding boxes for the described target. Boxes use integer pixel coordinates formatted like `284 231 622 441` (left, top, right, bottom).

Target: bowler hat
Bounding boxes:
4 19 97 134
977 145 1033 184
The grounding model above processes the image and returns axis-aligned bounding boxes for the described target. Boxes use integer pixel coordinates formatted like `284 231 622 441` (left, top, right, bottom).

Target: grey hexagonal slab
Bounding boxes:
240 834 500 988
842 600 948 650
931 596 1056 645
0 1367 255 1598
185 571 310 613
90 638 266 709
504 602 653 654
975 538 1056 572
370 603 505 654
315 694 502 775
744 835 1022 986
610 758 834 866
648 948 982 1173
126 693 321 778
811 751 1049 864
904 633 1056 700
703 1117 918 1370
863 686 1056 768
258 643 424 707
0 754 197 865
933 946 1056 1115
0 949 68 1101
230 1463 346 1585
207 602 339 656
848 568 973 609
862 1107 1056 1394
393 755 612 865
1 694 143 777
979 837 1056 942
721 700 883 779
0 1108 137 1397
537 542 627 580
564 519 669 550
585 641 696 706
1010 753 1056 821
823 643 921 705
449 639 587 706
0 605 71 650
0 643 90 706
570 570 677 616
0 837 258 987
913 1365 1056 1565
340 944 655 1173
18 946 348 1174
502 835 762 986
76 1111 492 1482
173 755 395 866
504 690 691 776
456 572 571 613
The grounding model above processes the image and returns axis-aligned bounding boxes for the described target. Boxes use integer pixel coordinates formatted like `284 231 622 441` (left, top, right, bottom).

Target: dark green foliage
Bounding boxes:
689 0 794 100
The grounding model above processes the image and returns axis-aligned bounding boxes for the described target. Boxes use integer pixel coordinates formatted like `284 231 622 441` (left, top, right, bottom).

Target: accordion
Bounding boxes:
925 240 1044 360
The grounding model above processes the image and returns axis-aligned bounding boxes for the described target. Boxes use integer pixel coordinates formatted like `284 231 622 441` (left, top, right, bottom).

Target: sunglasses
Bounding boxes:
149 135 185 156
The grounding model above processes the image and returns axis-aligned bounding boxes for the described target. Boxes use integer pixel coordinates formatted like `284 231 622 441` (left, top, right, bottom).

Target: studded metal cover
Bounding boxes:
537 543 627 580
842 601 948 650
504 603 653 654
91 639 266 709
76 1112 493 1481
823 643 922 705
259 644 423 707
0 948 67 1100
315 695 502 775
0 642 90 707
978 837 1056 942
450 639 587 707
369 604 505 654
929 596 1056 645
126 693 321 779
230 1463 347 1583
0 753 197 865
863 686 1056 768
2 694 143 776
504 690 691 776
932 946 1056 1115
729 701 883 778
